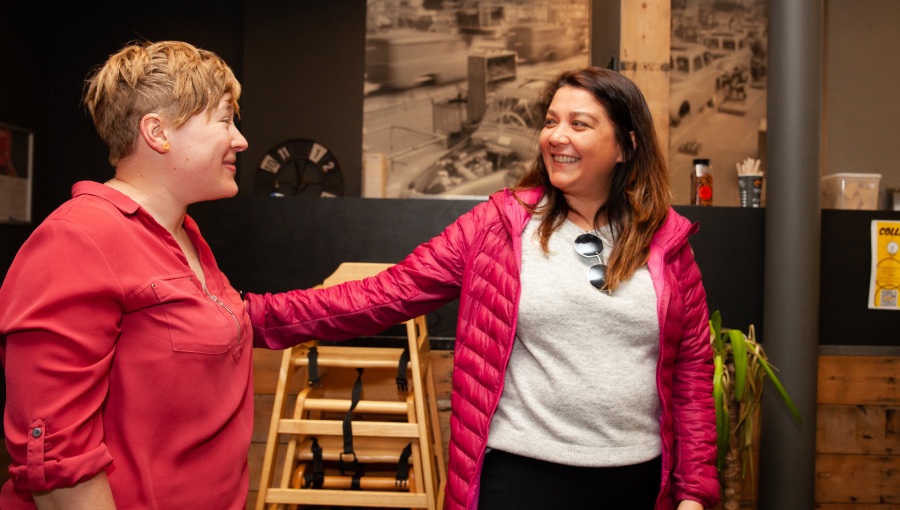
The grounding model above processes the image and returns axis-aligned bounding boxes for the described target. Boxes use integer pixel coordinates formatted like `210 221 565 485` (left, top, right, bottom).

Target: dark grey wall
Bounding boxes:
590 0 621 69
239 1 367 198
0 2 245 280
826 0 900 195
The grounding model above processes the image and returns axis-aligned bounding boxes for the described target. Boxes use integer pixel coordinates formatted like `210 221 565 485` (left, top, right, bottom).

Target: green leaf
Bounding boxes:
728 329 748 402
710 311 723 352
713 354 728 470
758 357 802 424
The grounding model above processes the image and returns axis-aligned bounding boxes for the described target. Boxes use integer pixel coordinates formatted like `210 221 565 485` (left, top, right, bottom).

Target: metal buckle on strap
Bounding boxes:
396 346 410 391
307 347 321 389
339 451 360 476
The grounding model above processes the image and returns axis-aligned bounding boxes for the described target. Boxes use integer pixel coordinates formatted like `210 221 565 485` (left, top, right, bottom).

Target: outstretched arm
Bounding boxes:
246 202 488 350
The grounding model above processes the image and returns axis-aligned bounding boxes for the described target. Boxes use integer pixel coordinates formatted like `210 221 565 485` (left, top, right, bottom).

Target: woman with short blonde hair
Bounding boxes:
0 40 251 509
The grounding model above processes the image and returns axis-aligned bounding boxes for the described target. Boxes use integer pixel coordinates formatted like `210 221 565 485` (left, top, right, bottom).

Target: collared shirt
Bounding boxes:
0 181 253 509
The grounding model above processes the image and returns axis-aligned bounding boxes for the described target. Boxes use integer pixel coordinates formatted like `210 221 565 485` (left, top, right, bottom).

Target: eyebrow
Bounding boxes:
546 108 599 123
569 110 599 122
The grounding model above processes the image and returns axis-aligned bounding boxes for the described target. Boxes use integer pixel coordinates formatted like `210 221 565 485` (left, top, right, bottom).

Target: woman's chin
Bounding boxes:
548 174 577 193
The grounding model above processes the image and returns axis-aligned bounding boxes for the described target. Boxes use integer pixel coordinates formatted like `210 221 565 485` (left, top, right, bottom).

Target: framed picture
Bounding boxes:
361 0 591 199
0 122 34 224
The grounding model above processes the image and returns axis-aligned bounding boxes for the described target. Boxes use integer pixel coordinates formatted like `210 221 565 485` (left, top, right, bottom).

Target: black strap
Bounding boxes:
351 469 364 490
339 368 364 475
396 347 410 391
307 347 321 389
395 443 413 488
302 437 325 489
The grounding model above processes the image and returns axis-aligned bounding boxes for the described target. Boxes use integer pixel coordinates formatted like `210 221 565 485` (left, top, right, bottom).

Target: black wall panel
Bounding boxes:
818 209 900 345
202 199 769 345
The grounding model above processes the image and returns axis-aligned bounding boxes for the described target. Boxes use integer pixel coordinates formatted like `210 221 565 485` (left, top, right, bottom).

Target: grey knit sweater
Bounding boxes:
486 212 661 467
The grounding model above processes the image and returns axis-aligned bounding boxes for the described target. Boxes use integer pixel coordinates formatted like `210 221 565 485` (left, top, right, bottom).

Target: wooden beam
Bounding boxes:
818 357 900 405
264 488 429 507
278 419 419 438
817 405 899 454
815 505 900 510
619 0 670 154
815 454 900 504
254 348 453 397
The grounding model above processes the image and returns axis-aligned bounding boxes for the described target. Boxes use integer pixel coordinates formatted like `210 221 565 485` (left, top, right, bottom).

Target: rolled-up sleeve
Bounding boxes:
0 219 121 491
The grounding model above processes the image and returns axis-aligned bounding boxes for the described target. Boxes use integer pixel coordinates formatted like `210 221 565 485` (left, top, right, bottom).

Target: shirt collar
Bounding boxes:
72 181 141 215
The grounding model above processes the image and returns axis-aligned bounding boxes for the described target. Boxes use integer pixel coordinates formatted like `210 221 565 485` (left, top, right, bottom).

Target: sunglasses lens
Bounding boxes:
587 264 607 290
574 233 603 257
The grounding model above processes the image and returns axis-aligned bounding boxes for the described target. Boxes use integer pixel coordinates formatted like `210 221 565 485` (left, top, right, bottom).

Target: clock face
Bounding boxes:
256 139 344 197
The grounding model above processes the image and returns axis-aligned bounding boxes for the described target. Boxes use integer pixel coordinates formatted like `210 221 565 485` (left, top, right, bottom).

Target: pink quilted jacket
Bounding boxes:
246 188 719 509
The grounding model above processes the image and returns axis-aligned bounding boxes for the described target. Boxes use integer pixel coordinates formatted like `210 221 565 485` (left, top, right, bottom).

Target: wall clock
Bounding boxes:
256 139 343 197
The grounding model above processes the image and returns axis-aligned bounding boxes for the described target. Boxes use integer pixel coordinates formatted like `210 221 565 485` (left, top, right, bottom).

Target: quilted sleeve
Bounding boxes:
246 201 489 350
671 243 720 508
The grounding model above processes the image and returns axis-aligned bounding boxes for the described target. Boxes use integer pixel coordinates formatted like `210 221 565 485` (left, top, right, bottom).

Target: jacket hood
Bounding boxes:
651 209 699 260
490 187 543 239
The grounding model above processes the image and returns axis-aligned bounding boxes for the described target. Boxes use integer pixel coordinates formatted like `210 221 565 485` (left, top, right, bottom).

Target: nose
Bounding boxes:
232 126 248 153
549 126 569 145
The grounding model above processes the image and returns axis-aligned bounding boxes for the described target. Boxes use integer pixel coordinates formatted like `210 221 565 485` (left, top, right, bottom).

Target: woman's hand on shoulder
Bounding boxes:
677 500 705 510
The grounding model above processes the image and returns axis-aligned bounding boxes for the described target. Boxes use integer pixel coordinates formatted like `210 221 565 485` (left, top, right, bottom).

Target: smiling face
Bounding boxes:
165 94 248 203
540 86 624 206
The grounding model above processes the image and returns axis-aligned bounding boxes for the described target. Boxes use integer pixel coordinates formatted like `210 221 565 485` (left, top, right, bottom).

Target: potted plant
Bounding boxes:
710 311 802 510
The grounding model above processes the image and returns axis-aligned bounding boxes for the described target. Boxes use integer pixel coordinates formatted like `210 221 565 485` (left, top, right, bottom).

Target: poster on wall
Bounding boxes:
669 0 768 206
868 220 900 310
0 123 33 224
361 0 590 199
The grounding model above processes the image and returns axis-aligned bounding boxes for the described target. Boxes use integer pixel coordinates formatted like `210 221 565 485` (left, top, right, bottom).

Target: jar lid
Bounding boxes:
823 173 882 179
693 159 711 165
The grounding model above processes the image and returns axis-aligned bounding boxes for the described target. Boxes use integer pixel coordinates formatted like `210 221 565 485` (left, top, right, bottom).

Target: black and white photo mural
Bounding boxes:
669 0 768 206
361 0 590 199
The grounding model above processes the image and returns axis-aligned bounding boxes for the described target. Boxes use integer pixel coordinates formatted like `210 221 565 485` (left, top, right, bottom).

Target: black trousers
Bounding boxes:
478 449 662 509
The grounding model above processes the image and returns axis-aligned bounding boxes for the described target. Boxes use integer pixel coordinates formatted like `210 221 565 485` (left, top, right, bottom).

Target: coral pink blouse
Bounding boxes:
0 181 253 509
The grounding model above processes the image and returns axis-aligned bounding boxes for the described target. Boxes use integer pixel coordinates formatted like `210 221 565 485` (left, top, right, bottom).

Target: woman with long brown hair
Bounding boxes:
246 67 718 509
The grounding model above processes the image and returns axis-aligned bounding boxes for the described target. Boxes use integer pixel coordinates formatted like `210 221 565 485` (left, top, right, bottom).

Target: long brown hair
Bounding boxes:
516 67 672 292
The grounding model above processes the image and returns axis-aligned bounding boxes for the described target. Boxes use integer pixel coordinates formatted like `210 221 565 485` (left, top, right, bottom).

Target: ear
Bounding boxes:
138 113 169 154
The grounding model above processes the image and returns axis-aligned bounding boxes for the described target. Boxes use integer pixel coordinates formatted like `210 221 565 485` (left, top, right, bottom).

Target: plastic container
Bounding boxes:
821 173 881 210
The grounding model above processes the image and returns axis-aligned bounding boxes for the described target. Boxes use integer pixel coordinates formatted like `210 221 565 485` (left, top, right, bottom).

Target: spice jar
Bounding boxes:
690 159 713 206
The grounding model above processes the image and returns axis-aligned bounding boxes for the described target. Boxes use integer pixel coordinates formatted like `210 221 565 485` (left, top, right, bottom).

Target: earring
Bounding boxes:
163 143 170 150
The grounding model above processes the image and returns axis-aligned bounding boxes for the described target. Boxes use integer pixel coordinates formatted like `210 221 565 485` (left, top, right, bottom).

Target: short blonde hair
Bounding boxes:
84 40 241 165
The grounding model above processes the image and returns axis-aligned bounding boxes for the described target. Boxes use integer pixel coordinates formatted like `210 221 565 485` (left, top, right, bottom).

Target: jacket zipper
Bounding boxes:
469 192 525 509
204 285 242 346
650 222 695 509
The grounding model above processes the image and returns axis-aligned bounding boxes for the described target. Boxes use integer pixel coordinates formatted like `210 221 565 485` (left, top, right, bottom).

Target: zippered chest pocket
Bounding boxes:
151 277 239 355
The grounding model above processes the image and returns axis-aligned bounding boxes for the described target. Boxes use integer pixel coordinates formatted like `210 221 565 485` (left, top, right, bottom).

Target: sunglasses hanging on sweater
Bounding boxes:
574 232 609 294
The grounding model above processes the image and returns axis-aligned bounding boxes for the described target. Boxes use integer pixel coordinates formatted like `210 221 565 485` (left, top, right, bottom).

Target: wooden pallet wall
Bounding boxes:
816 356 900 509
